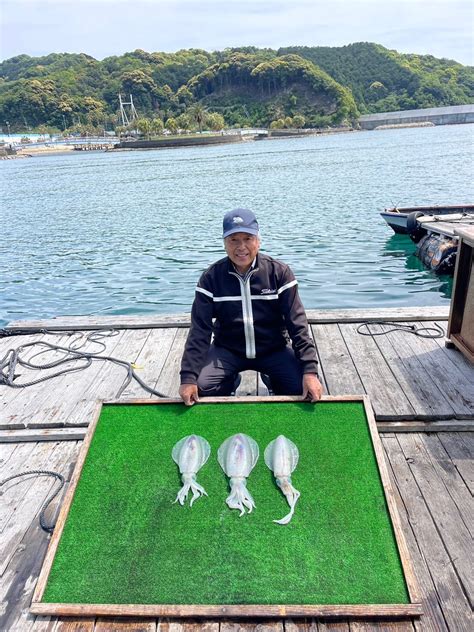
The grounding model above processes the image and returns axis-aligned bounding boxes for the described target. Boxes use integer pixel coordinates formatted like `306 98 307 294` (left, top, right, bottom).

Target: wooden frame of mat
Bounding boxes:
31 395 422 619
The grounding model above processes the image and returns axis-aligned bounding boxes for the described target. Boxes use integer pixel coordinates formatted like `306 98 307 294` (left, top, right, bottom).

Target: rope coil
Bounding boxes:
0 470 65 533
356 321 445 339
0 329 167 397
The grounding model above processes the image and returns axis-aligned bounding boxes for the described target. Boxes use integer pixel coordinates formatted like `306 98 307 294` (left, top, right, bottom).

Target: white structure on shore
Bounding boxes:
359 104 474 129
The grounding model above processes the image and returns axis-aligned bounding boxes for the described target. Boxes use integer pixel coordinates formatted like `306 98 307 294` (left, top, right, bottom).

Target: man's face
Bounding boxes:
224 232 260 274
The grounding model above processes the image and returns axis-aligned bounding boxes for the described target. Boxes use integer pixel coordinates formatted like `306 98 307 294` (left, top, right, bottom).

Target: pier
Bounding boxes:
1 307 473 630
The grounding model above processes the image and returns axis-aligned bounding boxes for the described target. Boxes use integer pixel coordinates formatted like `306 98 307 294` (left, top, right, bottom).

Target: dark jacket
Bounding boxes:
180 253 318 384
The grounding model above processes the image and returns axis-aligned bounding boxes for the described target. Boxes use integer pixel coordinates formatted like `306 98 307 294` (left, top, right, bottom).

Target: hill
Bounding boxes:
278 43 474 113
0 43 472 132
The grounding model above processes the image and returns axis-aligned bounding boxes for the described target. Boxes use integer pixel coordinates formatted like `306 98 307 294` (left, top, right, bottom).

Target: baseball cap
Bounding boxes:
223 208 259 239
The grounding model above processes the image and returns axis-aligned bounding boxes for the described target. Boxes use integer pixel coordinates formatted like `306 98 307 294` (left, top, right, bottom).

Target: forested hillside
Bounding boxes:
279 43 474 113
0 43 472 133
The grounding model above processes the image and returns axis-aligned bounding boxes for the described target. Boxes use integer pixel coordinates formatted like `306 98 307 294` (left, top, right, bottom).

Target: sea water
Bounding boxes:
1 124 473 326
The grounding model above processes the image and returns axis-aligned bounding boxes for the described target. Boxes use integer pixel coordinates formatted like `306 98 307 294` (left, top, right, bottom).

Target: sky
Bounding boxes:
1 0 473 65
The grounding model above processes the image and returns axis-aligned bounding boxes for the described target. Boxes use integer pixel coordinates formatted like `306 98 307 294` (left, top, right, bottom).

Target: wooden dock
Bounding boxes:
1 307 473 631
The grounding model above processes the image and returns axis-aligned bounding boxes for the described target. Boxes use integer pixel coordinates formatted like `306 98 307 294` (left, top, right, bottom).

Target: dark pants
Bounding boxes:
197 344 303 397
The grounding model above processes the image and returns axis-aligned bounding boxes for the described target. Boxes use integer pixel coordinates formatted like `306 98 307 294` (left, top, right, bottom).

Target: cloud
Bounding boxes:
1 0 473 64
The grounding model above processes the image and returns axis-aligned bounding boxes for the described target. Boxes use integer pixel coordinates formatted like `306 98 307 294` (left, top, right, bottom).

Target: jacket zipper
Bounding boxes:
229 268 258 358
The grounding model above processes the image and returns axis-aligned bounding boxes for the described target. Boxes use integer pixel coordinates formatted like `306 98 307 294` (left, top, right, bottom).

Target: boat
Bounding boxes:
380 204 474 234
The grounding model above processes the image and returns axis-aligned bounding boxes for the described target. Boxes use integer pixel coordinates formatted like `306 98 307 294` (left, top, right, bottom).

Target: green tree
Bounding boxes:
176 112 191 131
176 85 193 105
165 117 178 134
136 117 152 138
292 113 305 128
189 103 207 132
270 118 285 129
151 117 164 135
206 111 225 130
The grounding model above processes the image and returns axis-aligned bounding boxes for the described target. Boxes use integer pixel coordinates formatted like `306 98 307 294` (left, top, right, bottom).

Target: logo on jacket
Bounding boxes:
261 288 276 294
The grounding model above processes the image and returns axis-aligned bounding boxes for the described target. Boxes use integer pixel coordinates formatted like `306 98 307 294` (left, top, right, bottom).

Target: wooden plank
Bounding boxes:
376 420 473 433
311 324 365 396
55 619 95 631
0 333 56 428
0 441 80 576
110 328 159 398
152 328 188 398
397 433 474 604
30 616 58 631
317 623 350 632
106 395 362 406
309 327 329 395
0 427 87 443
382 435 467 631
59 328 150 405
0 331 110 430
156 622 184 632
30 330 127 428
338 324 416 419
94 617 156 631
1 442 51 535
0 331 46 360
6 315 191 331
51 330 174 427
349 622 415 631
429 320 474 381
0 442 23 471
437 432 474 492
0 511 50 632
118 328 178 399
5 306 450 331
367 323 456 419
40 328 152 429
220 622 282 632
396 322 474 418
419 433 474 537
30 603 423 618
182 622 218 632
0 443 81 631
287 621 350 631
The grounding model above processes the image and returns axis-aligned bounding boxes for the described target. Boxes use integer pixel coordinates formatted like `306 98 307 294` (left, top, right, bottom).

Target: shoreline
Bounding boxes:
19 146 76 156
1 145 77 159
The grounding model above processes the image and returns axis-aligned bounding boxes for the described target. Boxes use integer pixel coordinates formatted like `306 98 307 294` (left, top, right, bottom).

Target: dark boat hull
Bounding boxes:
381 204 474 234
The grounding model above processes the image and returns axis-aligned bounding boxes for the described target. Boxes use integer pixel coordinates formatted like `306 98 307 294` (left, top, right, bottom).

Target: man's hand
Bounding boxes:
302 373 323 402
179 384 199 406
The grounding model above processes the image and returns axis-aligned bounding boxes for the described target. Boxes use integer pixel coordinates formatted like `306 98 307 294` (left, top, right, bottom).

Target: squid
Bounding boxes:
218 433 259 516
172 435 211 506
264 435 300 525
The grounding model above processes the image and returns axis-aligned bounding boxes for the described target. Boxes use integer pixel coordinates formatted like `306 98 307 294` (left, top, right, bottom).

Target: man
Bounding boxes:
179 208 322 406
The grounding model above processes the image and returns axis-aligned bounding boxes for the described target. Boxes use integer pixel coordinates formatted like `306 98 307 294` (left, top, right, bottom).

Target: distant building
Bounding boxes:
359 104 474 129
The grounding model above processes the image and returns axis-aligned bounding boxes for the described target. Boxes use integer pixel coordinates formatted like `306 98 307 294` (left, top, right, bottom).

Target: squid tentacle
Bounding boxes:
274 478 300 525
226 477 256 516
174 475 207 507
189 480 208 507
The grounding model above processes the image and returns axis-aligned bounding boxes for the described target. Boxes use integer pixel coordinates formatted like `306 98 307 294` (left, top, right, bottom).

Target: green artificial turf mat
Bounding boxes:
42 401 410 606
